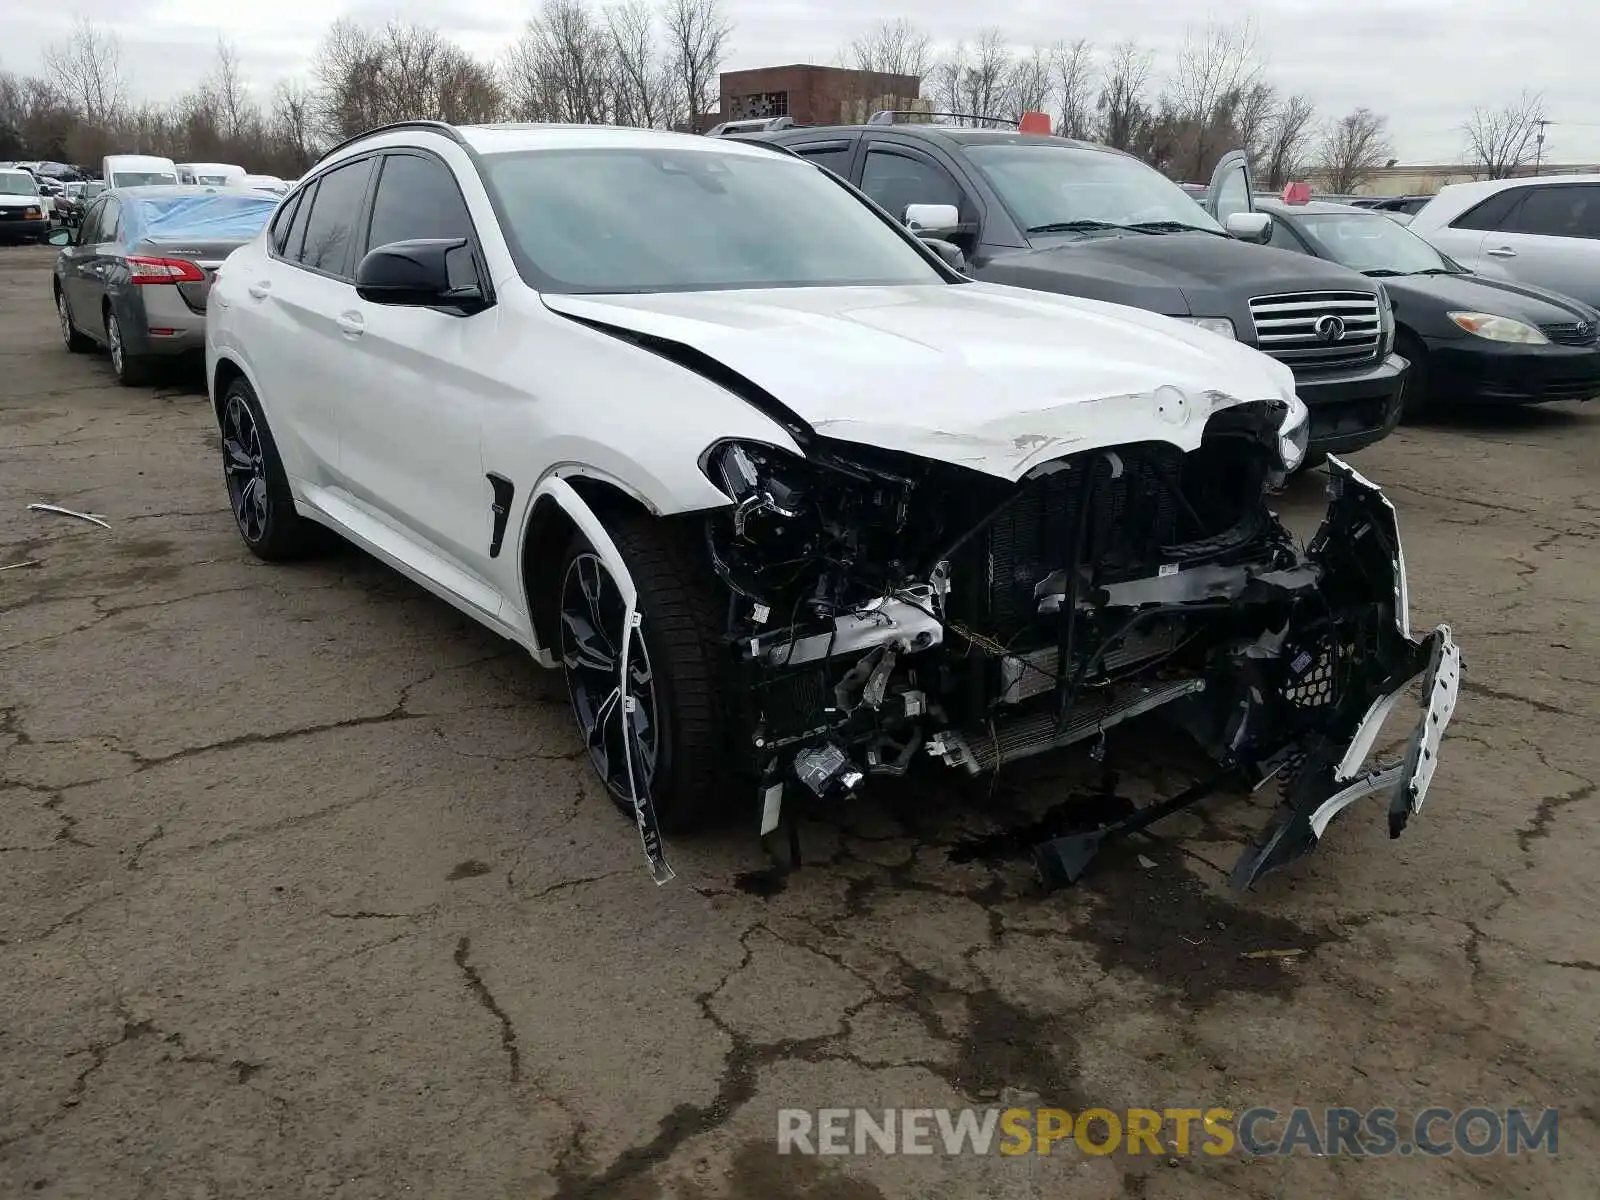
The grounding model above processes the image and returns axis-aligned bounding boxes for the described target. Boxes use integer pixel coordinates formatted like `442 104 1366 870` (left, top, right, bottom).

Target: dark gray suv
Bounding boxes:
743 117 1409 460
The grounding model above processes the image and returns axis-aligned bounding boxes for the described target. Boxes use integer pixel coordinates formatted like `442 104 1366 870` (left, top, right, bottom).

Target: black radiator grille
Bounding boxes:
982 446 1184 631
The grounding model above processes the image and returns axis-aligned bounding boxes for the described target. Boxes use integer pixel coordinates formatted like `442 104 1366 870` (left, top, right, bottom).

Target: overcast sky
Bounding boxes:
8 1 1600 165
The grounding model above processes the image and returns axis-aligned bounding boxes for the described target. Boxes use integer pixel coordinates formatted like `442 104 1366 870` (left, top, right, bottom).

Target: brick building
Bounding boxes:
717 65 925 129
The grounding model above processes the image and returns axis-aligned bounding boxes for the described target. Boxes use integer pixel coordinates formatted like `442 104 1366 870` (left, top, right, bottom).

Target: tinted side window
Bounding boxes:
1269 218 1309 253
78 199 106 244
861 149 962 219
1451 188 1525 231
792 143 853 175
98 197 122 244
1507 184 1600 239
297 159 373 278
270 190 304 254
365 153 472 251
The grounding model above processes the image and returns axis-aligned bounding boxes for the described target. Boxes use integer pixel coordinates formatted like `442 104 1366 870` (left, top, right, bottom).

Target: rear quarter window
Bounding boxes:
1449 188 1525 232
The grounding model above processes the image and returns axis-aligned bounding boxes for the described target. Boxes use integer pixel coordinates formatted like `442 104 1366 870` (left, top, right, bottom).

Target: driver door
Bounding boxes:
1204 150 1255 227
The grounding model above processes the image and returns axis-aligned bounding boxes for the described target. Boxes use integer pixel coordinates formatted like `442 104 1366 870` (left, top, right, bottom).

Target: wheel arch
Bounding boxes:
520 474 658 658
210 354 258 430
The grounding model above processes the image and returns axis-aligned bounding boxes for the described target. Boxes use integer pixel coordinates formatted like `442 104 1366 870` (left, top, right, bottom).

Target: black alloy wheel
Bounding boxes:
559 550 660 806
222 391 272 546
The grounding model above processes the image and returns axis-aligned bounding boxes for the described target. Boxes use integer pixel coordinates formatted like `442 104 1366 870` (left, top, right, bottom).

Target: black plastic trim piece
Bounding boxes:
315 120 467 168
487 473 515 557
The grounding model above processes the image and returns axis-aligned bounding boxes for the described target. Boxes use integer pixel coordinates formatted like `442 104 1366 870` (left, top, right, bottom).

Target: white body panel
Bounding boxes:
207 123 1303 655
102 154 180 188
177 162 247 186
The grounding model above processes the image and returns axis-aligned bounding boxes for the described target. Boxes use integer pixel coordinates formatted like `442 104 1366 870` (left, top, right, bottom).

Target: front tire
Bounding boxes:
56 288 93 353
1396 330 1432 422
219 378 318 561
557 515 732 832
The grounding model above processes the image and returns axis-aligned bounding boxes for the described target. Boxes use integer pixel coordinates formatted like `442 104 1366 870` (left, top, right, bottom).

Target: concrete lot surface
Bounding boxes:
2 244 1597 1198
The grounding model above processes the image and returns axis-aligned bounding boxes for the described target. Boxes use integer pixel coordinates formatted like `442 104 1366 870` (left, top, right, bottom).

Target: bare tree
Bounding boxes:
204 40 255 143
42 18 127 126
842 18 933 79
662 0 731 130
506 0 616 124
1160 20 1266 182
1051 38 1095 140
315 20 501 140
1096 40 1152 152
1462 90 1546 179
1259 93 1317 189
1006 46 1052 121
271 80 318 169
607 0 673 128
1318 107 1392 193
933 28 1012 123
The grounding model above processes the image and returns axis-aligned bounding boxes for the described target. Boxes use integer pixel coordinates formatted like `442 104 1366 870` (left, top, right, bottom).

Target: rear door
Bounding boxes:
336 148 503 610
1481 183 1600 308
1423 186 1524 272
1204 150 1256 225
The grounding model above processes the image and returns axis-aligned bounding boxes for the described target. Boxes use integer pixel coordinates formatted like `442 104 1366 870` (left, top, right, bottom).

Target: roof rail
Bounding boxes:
705 116 796 137
866 110 1017 128
315 120 467 166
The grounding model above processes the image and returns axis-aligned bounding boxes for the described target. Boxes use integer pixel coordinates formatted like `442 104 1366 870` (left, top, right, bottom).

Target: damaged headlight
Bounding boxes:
705 440 809 541
1447 312 1549 345
1278 395 1310 472
1177 316 1237 340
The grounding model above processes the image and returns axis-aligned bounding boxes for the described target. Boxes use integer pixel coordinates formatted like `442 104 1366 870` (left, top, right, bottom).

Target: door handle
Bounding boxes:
247 281 271 299
336 311 365 337
1486 246 1517 258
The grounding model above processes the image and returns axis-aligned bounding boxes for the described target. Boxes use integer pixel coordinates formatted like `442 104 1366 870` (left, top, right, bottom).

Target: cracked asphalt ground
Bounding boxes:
2 243 1597 1199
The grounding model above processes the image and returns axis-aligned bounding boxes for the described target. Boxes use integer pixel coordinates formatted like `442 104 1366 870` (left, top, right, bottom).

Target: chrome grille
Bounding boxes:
1538 321 1597 346
1249 291 1383 371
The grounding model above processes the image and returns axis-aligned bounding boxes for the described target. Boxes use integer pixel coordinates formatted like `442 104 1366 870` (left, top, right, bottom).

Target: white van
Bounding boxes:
176 162 246 187
101 154 179 188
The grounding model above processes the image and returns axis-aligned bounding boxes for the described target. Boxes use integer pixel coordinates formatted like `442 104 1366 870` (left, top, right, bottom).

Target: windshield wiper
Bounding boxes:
1126 220 1226 236
1025 219 1134 234
1361 268 1407 277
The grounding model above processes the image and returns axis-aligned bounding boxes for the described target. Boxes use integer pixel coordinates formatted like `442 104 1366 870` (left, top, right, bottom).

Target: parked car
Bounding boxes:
1362 195 1433 216
205 120 1458 890
1258 197 1600 414
50 185 280 384
0 167 51 243
101 154 179 188
1408 175 1600 310
241 174 289 195
176 161 247 186
743 116 1406 461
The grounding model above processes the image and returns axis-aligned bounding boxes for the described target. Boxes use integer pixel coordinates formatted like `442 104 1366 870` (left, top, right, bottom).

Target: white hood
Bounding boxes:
542 282 1298 480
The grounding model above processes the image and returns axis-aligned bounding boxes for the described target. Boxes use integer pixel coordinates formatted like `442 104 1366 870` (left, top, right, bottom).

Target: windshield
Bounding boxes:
1294 211 1452 274
966 143 1225 235
114 171 178 187
483 147 946 294
0 173 38 196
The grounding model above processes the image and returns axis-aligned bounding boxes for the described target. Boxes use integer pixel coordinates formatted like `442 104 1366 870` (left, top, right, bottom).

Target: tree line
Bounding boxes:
0 11 1551 191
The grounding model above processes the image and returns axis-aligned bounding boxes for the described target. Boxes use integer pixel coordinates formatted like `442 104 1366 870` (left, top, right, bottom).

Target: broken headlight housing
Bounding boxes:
1278 395 1310 472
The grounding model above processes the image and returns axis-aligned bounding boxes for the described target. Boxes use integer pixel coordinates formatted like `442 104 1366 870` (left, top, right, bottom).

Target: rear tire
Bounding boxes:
105 309 151 386
557 514 733 832
219 377 318 561
1395 330 1432 422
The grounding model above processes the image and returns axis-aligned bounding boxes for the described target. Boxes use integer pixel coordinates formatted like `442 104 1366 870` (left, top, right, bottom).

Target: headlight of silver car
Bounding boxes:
1176 316 1237 340
1278 395 1310 472
1447 312 1549 345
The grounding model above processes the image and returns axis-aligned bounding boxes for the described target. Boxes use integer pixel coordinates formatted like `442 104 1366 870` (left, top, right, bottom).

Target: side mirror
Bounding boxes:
355 238 486 312
903 202 961 239
48 228 73 246
1225 211 1273 245
920 237 966 272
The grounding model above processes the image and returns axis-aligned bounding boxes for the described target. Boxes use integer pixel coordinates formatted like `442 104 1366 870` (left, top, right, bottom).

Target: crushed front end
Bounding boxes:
697 402 1459 891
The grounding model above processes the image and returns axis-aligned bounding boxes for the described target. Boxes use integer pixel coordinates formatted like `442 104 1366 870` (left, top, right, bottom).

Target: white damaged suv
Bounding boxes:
206 122 1458 889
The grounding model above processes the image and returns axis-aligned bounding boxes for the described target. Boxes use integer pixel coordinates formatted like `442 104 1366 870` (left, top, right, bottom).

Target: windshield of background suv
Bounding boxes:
967 143 1226 235
113 172 178 187
1294 211 1453 275
483 147 947 293
0 173 39 196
